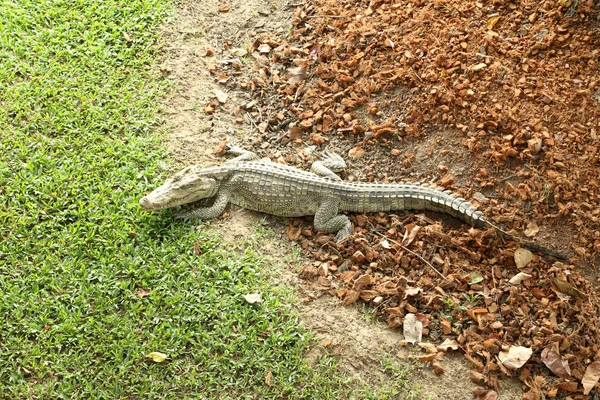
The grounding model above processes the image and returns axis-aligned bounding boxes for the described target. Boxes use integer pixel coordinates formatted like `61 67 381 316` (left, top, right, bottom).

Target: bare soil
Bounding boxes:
159 0 600 398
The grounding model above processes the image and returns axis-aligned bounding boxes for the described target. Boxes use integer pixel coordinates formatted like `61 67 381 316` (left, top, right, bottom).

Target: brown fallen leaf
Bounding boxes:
344 290 360 305
419 342 438 354
470 63 487 71
541 342 572 379
218 4 231 12
582 361 600 395
217 72 229 83
514 248 533 269
265 370 272 386
524 221 540 238
348 146 365 160
402 223 420 246
137 289 151 298
437 338 459 351
286 66 306 84
432 360 444 376
498 346 532 370
476 389 497 400
440 318 452 335
403 313 423 344
214 140 228 155
417 353 437 362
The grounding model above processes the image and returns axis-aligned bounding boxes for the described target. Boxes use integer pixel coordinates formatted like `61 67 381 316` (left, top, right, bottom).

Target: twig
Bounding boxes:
307 14 348 19
371 231 447 280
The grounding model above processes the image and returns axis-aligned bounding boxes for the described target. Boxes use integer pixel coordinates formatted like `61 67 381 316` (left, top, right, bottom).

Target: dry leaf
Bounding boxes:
244 293 263 304
541 342 572 379
485 15 500 30
402 223 420 246
476 390 498 400
137 289 151 298
404 287 423 297
524 221 539 237
469 272 484 285
344 290 360 305
582 361 600 395
514 248 533 269
417 353 437 362
437 338 459 351
418 342 438 353
440 318 452 335
509 272 532 285
218 4 231 12
552 278 587 299
403 313 423 344
215 89 228 104
214 140 228 155
258 43 271 54
348 146 365 160
123 32 132 42
286 66 306 84
265 370 272 386
498 346 532 370
470 63 487 71
217 72 229 83
229 47 247 57
147 352 168 363
432 360 444 376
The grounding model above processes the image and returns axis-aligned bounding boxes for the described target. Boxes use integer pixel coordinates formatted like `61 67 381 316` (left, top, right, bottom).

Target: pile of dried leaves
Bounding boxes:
291 214 600 398
285 0 599 258
204 0 600 396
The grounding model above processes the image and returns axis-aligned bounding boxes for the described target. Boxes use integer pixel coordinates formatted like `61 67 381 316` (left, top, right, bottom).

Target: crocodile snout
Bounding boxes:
139 196 153 210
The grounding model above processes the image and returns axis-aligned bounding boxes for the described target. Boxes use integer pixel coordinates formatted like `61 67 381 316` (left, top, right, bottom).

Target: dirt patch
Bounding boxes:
158 0 600 398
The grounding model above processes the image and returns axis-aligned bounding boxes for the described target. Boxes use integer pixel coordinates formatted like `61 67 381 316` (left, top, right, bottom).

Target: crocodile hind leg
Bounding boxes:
313 197 353 241
310 150 347 181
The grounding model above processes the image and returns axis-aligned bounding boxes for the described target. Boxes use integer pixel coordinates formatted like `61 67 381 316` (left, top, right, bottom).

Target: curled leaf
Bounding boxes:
509 272 532 285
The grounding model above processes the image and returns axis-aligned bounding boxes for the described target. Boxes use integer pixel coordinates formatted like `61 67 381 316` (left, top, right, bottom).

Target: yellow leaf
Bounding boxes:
486 15 500 31
147 352 168 363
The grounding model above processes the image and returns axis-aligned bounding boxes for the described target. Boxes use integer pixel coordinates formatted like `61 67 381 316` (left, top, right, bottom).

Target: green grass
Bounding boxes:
0 0 417 398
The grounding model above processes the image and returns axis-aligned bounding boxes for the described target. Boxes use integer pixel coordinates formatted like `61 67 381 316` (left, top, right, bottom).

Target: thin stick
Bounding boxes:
307 14 348 19
371 231 447 280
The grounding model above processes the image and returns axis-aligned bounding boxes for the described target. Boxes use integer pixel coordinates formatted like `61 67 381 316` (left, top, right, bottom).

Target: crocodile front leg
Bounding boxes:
176 189 231 220
313 197 353 241
225 145 259 163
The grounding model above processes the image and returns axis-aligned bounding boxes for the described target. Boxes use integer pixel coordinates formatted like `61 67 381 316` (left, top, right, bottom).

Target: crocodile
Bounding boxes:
140 146 566 259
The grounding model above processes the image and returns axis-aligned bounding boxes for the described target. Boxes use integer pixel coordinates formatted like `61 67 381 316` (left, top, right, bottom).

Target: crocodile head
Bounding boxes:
140 166 219 211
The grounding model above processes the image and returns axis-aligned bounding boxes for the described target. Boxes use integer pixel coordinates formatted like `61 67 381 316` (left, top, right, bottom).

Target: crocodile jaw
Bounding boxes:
140 175 217 211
